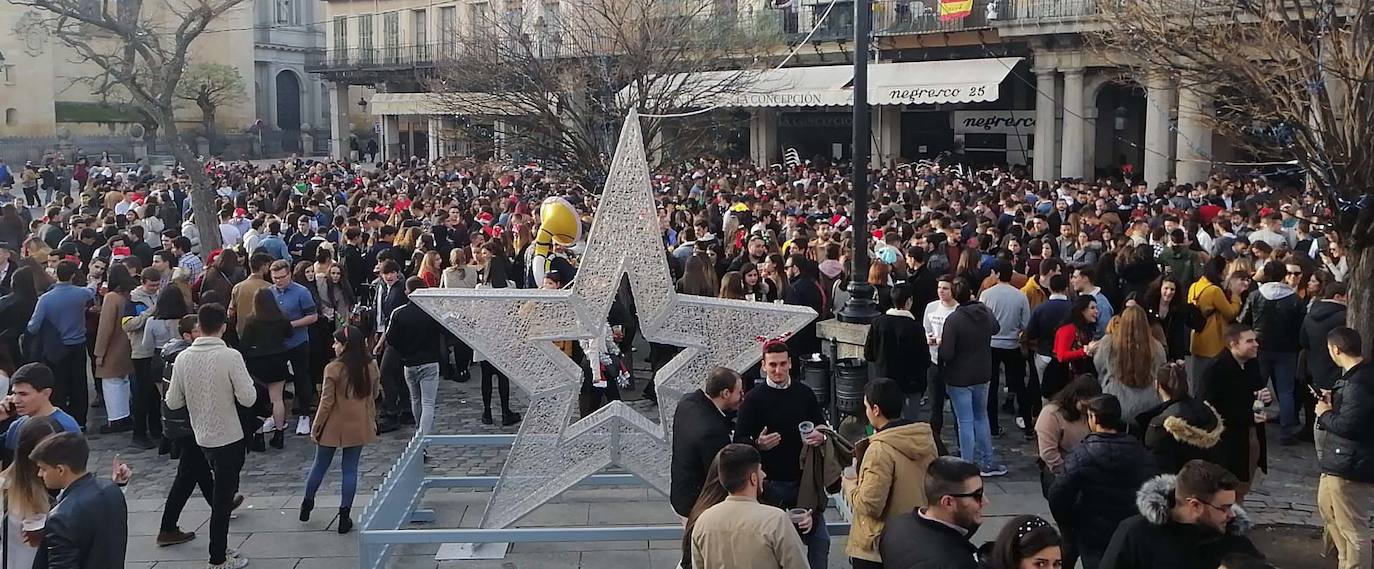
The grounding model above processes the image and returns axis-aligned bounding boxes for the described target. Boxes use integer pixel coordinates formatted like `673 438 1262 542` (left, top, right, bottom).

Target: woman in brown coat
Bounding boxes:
299 325 378 535
93 264 136 435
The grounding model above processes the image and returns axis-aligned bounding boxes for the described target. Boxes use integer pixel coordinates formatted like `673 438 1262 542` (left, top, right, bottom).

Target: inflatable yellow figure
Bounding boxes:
531 196 582 284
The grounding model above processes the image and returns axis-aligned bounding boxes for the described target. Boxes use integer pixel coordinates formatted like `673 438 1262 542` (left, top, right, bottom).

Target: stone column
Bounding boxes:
494 120 512 159
874 105 902 169
1059 68 1086 179
382 114 401 160
263 66 279 129
1144 73 1176 187
749 109 779 167
1175 86 1213 184
328 82 350 159
1032 67 1059 182
427 117 442 161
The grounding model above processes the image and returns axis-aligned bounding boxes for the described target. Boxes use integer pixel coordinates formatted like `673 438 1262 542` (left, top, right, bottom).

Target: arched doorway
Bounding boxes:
275 70 302 153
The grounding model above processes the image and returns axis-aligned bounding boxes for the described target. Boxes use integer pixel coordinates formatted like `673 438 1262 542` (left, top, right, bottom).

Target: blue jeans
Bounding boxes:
761 479 830 569
948 383 995 467
304 445 363 508
1258 351 1299 436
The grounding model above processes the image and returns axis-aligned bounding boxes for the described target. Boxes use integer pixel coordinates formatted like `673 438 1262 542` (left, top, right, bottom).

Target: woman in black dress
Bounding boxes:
240 287 294 449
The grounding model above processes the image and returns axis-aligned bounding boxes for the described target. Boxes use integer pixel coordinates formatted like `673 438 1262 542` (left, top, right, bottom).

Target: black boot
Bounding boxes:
337 507 353 534
481 411 493 425
299 498 314 522
158 437 173 456
502 410 522 426
270 429 285 449
250 432 266 453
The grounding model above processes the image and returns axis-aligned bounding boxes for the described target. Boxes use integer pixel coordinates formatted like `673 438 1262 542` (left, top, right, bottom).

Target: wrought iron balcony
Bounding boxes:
305 43 455 73
743 0 997 43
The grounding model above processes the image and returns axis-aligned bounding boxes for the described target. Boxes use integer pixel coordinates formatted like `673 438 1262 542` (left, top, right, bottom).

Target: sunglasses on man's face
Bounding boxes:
945 487 985 501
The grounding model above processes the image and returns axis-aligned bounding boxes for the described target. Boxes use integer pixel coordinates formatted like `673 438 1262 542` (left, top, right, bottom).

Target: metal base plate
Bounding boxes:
434 542 510 560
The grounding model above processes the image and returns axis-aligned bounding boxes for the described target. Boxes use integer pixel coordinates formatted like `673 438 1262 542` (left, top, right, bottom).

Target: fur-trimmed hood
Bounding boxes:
1136 474 1253 535
1161 400 1225 449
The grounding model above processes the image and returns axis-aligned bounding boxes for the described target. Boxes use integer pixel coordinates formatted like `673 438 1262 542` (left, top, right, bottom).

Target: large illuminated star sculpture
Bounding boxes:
410 111 816 529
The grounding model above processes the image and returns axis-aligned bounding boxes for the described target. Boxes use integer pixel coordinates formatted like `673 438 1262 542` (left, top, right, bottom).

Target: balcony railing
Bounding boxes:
306 43 456 73
997 0 1100 21
744 0 995 42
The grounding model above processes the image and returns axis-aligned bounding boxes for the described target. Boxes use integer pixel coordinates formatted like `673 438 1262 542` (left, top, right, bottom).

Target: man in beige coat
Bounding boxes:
690 444 808 569
843 377 939 567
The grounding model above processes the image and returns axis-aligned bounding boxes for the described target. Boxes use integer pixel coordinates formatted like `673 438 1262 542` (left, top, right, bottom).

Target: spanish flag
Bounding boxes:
940 0 973 21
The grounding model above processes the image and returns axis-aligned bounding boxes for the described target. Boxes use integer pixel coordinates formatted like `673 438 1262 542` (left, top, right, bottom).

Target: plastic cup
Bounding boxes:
787 508 809 525
21 515 44 532
798 421 815 437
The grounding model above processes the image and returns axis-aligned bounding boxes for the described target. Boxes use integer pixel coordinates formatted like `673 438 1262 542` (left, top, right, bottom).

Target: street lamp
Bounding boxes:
357 97 369 110
837 0 880 324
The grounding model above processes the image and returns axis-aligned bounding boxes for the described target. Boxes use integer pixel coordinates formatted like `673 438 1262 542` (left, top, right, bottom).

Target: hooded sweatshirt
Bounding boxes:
845 419 939 562
937 300 1000 388
1239 281 1305 352
1301 300 1348 389
122 286 160 359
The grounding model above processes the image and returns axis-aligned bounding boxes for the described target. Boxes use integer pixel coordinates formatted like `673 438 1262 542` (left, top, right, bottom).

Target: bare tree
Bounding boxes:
1095 0 1374 348
428 0 775 183
8 0 242 254
175 61 248 140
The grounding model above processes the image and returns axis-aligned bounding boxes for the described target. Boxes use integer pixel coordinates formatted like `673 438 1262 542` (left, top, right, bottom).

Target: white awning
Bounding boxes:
368 93 525 117
869 57 1021 105
628 57 1021 109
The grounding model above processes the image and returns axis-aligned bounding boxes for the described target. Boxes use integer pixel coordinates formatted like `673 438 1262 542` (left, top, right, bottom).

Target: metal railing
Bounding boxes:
745 0 996 41
305 43 454 72
998 0 1101 20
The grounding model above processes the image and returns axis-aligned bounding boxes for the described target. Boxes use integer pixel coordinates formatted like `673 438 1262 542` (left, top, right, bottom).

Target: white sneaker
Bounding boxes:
208 556 249 569
259 417 274 434
1014 417 1026 430
295 416 311 436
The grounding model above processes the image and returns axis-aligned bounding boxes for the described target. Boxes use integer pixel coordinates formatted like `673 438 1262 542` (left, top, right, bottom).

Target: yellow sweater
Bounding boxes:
1188 276 1241 358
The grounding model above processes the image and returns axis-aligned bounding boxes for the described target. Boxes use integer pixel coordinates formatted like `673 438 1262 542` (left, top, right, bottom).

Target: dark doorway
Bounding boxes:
275 71 302 153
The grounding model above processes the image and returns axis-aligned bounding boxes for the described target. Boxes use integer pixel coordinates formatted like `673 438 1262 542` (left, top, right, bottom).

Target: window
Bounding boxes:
4 109 16 127
469 1 490 37
439 6 456 56
383 12 400 63
0 64 12 85
359 14 374 63
333 16 347 54
413 9 428 60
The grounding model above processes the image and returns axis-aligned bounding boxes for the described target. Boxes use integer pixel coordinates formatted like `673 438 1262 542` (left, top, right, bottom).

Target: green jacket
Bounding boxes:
1157 246 1198 285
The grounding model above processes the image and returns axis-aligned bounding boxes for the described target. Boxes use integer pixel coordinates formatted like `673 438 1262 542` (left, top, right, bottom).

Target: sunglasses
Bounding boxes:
945 487 985 501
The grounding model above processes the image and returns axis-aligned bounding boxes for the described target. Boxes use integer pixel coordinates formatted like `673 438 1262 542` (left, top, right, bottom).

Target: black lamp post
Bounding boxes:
837 0 879 324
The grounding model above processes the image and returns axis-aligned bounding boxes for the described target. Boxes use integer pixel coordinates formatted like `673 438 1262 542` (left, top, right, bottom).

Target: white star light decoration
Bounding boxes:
410 111 816 529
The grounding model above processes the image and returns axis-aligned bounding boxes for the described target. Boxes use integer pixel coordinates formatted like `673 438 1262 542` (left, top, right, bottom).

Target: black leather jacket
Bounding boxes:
1319 362 1374 483
1240 282 1305 353
33 473 128 569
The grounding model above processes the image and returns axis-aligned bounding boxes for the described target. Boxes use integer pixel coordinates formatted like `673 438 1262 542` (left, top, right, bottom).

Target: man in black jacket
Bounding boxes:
373 261 410 431
32 432 129 569
1302 282 1347 452
1049 395 1159 568
865 284 926 417
669 367 743 518
1239 261 1306 445
1101 460 1261 569
879 456 983 569
1315 326 1374 569
383 277 469 431
783 255 825 363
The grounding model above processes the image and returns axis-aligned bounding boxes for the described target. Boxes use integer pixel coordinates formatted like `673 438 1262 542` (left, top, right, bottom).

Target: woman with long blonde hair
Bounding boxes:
417 250 443 288
2 415 63 569
1093 306 1165 423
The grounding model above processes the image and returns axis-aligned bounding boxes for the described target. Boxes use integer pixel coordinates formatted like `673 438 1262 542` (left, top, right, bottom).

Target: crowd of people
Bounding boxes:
0 148 1364 569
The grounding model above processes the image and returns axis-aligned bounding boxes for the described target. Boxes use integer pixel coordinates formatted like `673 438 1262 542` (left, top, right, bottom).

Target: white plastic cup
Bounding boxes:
798 421 815 437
